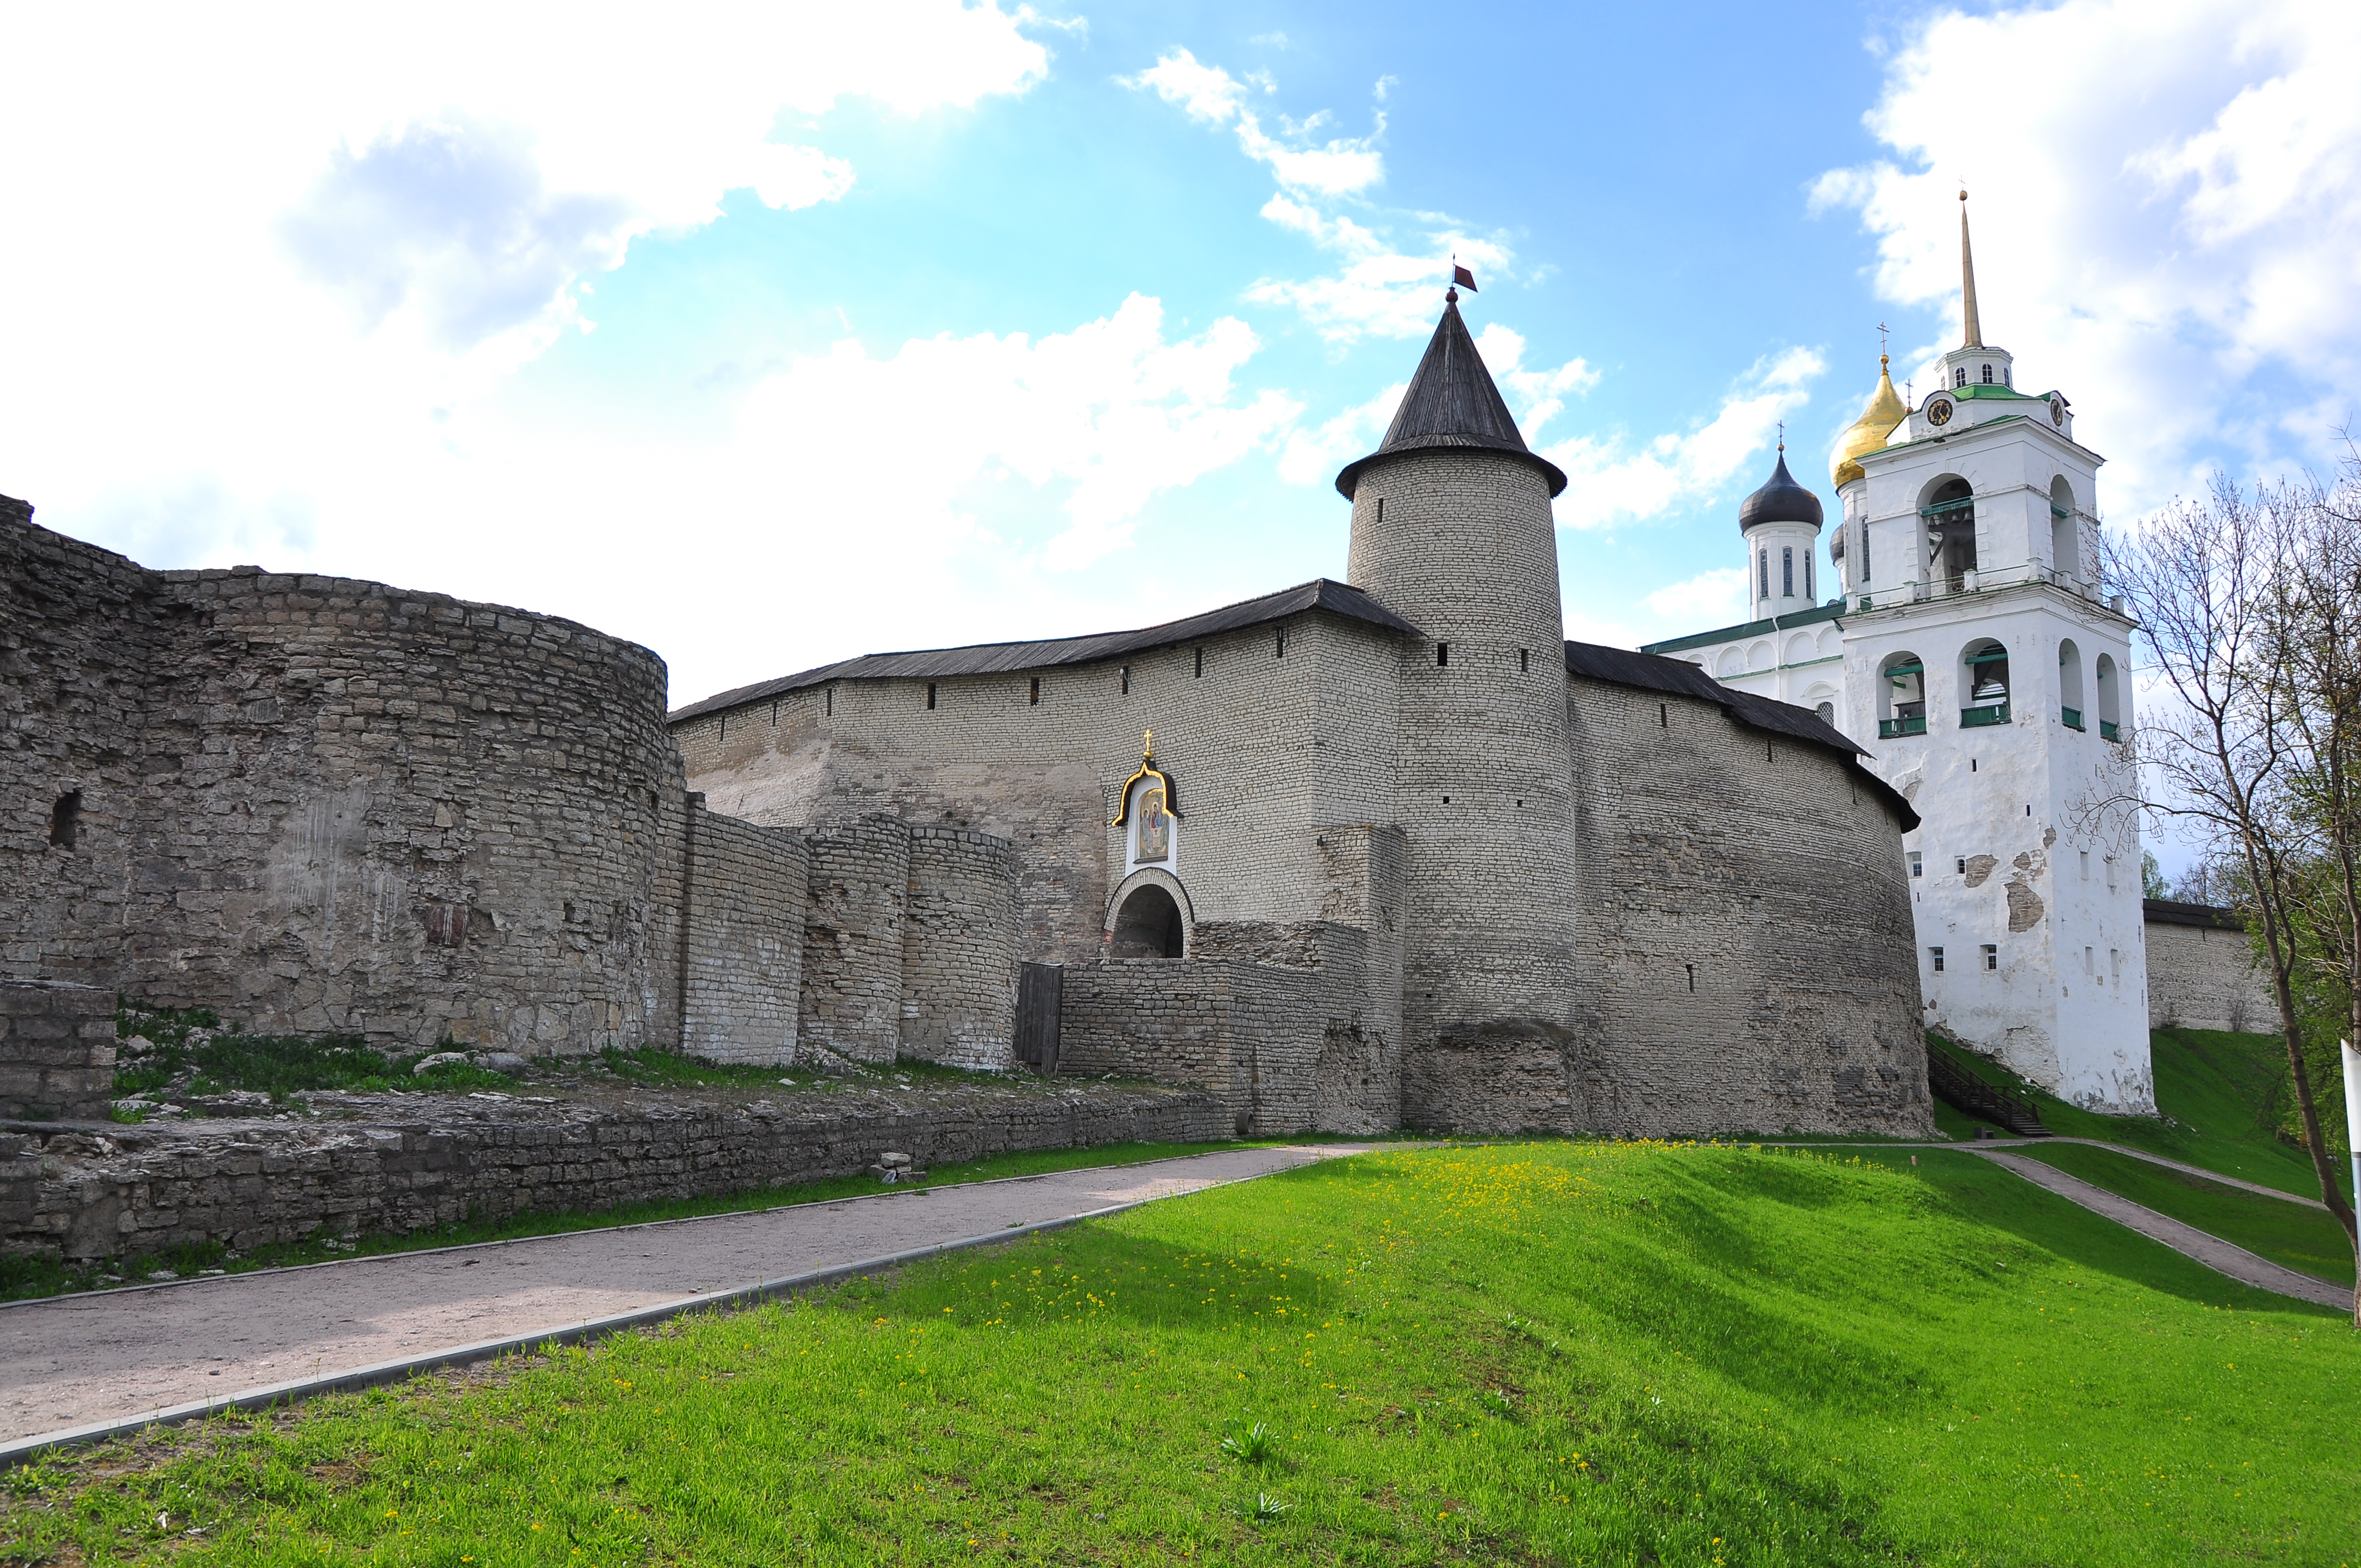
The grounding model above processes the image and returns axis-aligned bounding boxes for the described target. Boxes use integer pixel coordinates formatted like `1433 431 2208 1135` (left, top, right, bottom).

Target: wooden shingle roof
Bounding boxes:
667 578 1421 723
1336 297 1568 499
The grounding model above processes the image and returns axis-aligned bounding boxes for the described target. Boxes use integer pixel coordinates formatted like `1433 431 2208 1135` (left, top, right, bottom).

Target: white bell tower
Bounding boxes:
1827 193 2152 1113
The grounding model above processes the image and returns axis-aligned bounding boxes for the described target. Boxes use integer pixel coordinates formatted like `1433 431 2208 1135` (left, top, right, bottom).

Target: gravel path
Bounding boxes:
1 1145 1370 1450
1970 1149 2352 1310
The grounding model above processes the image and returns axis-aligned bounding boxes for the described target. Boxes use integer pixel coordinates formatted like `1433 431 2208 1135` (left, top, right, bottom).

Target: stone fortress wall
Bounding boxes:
2142 899 2277 1035
0 502 1009 1071
672 612 1930 1137
670 609 1416 1132
1568 665 1928 1136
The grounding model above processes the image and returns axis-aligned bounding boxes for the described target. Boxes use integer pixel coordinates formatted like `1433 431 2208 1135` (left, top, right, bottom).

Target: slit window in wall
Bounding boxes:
1930 946 1946 973
1658 702 1668 728
47 791 81 849
926 683 937 710
719 714 726 740
1120 666 1130 695
1982 944 1998 971
770 700 779 726
1908 851 1923 878
1029 677 1040 706
1275 627 1286 658
1436 642 1449 667
1684 963 1695 993
1956 857 1967 874
1193 648 1203 678
1519 647 1529 673
2110 949 2122 988
825 687 833 716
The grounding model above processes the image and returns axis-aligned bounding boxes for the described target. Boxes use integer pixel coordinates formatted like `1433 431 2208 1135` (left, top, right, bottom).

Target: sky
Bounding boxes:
3 0 2356 732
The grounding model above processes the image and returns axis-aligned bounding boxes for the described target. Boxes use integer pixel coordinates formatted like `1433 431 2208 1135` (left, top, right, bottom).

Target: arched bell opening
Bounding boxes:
2058 639 2086 730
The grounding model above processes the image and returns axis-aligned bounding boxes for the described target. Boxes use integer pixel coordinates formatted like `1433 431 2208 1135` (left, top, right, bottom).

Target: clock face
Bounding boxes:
2049 394 2066 428
1925 395 1955 428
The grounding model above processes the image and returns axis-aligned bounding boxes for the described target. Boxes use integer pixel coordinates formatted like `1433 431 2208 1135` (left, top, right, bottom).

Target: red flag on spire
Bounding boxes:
1451 263 1478 292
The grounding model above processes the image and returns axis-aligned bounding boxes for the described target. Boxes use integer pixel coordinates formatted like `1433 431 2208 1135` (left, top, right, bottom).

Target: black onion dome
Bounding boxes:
1336 298 1568 499
1737 450 1824 535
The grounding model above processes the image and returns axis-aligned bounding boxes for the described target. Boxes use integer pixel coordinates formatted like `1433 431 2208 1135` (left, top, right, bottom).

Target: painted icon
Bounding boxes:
1136 786 1170 862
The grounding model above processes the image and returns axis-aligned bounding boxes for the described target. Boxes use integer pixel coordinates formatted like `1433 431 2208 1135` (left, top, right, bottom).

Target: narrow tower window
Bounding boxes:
1684 963 1695 993
1982 364 1994 384
1436 643 1449 667
1658 702 1668 728
1029 677 1040 706
1805 553 1815 600
926 683 937 710
1758 548 1769 602
1519 648 1529 673
825 688 833 716
1782 546 1794 598
1954 367 1968 388
1194 648 1203 678
47 791 81 850
1275 627 1286 658
1120 666 1130 695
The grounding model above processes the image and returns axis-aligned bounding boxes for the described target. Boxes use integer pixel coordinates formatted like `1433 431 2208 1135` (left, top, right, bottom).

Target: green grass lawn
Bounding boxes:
7 1142 2354 1567
1937 1028 2356 1205
2008 1142 2356 1289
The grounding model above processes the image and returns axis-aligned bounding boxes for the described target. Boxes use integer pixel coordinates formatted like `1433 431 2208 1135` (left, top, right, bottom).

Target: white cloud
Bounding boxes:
0 2 1051 420
1546 349 1824 531
1130 48 1499 341
1472 324 1599 442
732 296 1300 573
1810 0 2361 515
1124 50 1384 196
1245 195 1510 341
1643 567 1748 627
1277 383 1405 486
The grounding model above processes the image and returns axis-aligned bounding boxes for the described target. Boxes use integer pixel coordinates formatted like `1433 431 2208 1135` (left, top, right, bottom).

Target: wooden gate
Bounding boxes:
1015 962 1063 1075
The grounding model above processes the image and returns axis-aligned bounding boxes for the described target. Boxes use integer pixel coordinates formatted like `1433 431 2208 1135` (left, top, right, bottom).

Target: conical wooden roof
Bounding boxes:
1335 298 1568 499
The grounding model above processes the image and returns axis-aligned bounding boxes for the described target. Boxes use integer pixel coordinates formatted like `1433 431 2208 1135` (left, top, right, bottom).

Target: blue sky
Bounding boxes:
3 1 2355 715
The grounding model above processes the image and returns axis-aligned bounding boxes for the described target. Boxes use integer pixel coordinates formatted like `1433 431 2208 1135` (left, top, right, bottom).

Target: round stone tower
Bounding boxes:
1337 292 1581 1131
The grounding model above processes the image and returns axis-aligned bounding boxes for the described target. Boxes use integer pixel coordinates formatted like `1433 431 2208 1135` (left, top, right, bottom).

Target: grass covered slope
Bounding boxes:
1936 1028 2356 1204
2009 1142 2355 1288
7 1144 2355 1567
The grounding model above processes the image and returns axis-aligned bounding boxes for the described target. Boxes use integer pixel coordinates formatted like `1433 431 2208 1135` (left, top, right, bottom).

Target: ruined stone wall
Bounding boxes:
0 1084 1229 1260
0 981 116 1122
1 504 697 1057
799 815 910 1064
1569 675 1931 1137
673 614 1407 973
899 827 1019 1069
1191 914 1397 1133
1 500 178 987
679 801 808 1065
1057 959 1323 1134
1343 452 1583 1131
2146 911 2276 1034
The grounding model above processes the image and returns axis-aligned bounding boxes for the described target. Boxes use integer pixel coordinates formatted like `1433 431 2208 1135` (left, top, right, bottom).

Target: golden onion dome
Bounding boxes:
1831 355 1910 489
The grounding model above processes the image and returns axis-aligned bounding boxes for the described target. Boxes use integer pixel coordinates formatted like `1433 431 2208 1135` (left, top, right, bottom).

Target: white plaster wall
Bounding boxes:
1842 586 2151 1112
